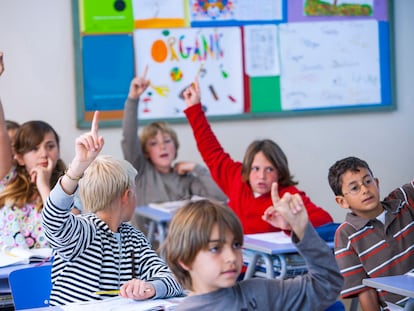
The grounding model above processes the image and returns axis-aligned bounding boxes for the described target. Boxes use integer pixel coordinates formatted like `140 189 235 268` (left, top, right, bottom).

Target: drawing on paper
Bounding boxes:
133 27 244 119
304 0 374 16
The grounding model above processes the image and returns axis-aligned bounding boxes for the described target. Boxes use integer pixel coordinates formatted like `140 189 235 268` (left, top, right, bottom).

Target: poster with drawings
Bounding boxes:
133 27 244 119
279 20 381 110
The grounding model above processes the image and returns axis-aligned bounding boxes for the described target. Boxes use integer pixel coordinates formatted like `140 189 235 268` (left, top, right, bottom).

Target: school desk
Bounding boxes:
19 295 185 311
134 206 173 244
243 232 334 280
363 274 414 298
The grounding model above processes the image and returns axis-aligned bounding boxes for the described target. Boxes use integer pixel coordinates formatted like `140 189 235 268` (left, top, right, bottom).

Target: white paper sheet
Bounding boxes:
61 296 185 311
245 231 292 244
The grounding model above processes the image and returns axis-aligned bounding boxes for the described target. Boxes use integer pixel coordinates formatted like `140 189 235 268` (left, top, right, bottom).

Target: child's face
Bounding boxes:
16 131 60 175
248 151 278 195
186 224 243 295
335 168 382 219
145 131 176 173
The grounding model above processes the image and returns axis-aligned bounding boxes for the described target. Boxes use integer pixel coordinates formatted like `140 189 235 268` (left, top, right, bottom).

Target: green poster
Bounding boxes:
81 0 134 33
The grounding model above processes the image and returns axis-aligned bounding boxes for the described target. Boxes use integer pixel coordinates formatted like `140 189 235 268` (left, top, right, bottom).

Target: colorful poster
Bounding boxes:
189 0 284 26
132 0 187 28
133 27 244 119
304 0 374 17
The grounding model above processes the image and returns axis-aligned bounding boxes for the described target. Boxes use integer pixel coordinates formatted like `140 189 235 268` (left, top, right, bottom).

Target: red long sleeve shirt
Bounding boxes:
184 103 333 234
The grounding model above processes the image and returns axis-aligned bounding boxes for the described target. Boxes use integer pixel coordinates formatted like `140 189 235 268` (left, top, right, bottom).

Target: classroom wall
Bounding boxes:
0 0 413 222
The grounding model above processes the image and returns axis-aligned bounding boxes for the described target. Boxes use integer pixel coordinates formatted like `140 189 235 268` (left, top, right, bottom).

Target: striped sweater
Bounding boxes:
42 183 183 306
334 180 414 305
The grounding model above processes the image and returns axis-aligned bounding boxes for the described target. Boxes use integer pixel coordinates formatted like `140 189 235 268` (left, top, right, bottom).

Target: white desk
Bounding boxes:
20 295 185 311
243 232 334 280
135 206 173 244
363 275 414 298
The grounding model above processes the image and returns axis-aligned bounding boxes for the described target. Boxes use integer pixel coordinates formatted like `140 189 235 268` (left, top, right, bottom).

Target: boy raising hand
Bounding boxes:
161 182 343 310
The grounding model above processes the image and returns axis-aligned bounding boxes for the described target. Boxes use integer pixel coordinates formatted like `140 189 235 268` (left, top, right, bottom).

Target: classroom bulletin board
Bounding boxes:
72 0 394 128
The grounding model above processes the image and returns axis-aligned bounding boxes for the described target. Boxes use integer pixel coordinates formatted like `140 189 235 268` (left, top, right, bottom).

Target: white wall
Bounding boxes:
0 1 413 222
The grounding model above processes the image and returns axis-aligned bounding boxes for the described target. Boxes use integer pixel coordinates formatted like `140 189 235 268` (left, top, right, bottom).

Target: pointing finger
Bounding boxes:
142 64 149 79
271 182 280 204
194 76 200 93
91 111 99 134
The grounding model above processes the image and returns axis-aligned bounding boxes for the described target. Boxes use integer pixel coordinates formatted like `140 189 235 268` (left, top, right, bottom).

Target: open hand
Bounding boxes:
262 183 308 239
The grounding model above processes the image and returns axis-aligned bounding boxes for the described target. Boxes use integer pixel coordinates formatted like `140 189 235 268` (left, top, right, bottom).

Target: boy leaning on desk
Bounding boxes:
155 182 343 311
328 156 414 311
41 111 183 306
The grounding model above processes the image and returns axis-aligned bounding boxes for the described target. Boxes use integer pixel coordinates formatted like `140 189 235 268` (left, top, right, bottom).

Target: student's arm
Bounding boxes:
183 79 241 194
0 52 13 180
121 68 150 170
358 289 382 311
119 234 183 300
0 51 4 75
0 98 13 180
42 112 104 257
256 182 343 309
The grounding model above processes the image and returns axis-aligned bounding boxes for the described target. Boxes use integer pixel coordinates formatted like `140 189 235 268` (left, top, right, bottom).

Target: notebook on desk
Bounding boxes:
0 247 52 267
148 195 205 214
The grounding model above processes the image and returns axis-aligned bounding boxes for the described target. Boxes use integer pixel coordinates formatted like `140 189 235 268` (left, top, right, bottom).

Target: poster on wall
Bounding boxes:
279 20 381 110
73 0 393 128
133 27 244 119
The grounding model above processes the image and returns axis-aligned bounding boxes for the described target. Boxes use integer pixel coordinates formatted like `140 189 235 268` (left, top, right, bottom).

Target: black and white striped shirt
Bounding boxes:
42 183 183 306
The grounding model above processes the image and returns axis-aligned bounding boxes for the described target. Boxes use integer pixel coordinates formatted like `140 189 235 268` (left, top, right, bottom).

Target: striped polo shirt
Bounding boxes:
334 180 414 305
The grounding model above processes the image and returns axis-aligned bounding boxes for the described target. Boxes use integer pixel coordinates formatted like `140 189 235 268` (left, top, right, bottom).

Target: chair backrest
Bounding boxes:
8 264 52 310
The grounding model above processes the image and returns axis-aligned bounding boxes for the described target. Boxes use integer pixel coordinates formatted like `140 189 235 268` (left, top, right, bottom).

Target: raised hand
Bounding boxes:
128 65 150 100
73 111 104 169
262 182 308 239
62 111 104 194
183 77 201 108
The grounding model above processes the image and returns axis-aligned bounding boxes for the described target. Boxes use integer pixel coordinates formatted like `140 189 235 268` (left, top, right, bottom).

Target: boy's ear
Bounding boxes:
121 189 130 204
335 195 350 210
178 260 191 271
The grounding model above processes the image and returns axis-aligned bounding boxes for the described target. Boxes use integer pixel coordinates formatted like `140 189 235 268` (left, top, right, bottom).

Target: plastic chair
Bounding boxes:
8 264 52 310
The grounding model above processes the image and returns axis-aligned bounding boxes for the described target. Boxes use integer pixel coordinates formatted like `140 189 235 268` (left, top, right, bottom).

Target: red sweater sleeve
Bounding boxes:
184 103 241 195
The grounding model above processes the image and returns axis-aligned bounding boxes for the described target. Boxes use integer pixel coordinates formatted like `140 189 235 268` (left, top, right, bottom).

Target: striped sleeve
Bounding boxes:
334 222 370 298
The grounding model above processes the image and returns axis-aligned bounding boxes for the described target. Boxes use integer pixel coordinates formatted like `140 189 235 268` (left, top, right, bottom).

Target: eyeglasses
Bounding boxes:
342 176 375 196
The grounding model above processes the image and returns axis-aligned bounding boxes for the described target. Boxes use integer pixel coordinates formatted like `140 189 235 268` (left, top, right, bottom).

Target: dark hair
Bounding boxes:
160 199 244 290
0 120 66 211
328 156 373 196
5 120 20 131
241 139 297 187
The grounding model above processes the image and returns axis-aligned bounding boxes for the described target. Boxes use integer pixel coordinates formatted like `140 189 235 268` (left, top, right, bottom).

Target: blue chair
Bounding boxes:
8 264 52 310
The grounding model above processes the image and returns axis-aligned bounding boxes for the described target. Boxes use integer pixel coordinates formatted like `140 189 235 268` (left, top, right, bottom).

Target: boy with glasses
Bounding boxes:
328 156 414 311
